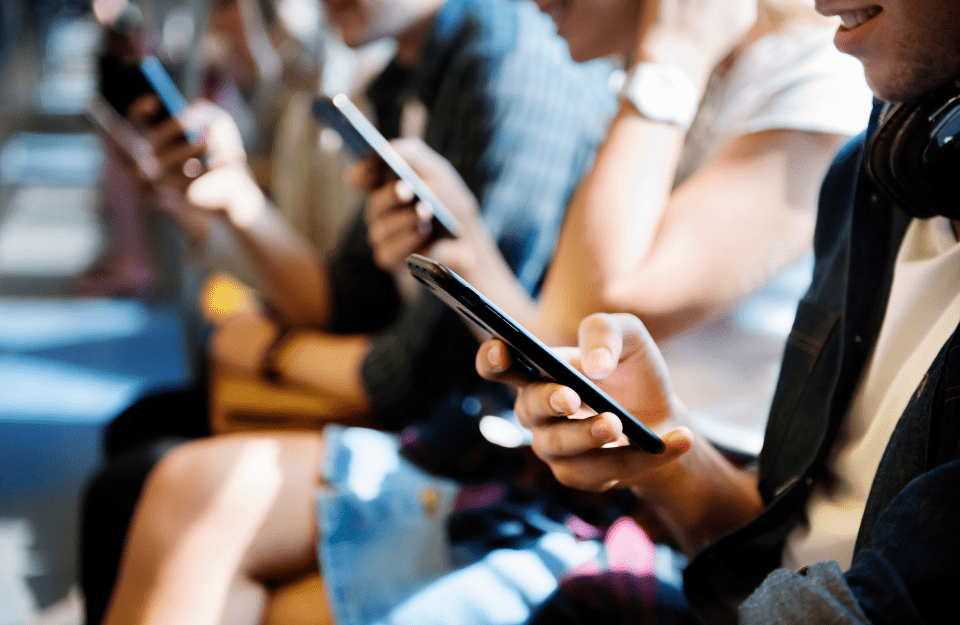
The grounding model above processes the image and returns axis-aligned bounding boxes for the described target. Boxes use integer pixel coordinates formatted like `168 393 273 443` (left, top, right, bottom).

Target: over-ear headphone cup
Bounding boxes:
922 103 960 208
864 80 960 220
864 103 934 217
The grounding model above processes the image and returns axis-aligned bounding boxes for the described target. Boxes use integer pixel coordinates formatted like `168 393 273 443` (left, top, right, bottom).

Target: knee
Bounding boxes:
136 435 288 533
137 440 216 523
137 437 248 528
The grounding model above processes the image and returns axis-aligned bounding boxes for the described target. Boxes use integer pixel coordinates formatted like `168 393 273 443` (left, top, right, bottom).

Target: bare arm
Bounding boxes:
209 311 374 424
191 169 335 328
536 124 845 342
380 117 843 346
134 96 334 328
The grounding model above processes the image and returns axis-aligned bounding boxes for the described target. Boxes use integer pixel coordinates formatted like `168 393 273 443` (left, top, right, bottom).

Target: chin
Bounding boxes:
565 39 615 64
568 48 594 63
866 63 960 103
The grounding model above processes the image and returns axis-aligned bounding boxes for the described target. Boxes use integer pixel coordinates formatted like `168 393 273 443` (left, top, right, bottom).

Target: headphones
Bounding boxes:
864 77 960 219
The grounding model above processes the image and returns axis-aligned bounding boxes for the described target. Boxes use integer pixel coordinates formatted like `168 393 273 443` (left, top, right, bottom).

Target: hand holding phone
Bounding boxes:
407 253 666 454
312 94 462 239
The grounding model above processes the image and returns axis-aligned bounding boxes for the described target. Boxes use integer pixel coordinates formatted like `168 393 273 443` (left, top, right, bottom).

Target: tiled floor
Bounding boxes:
0 15 194 625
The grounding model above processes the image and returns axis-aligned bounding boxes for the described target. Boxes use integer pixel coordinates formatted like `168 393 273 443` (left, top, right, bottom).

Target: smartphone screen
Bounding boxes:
312 94 462 239
407 253 666 454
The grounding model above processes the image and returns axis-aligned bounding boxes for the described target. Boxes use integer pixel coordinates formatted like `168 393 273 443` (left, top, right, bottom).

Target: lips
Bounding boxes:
837 5 882 30
820 4 883 55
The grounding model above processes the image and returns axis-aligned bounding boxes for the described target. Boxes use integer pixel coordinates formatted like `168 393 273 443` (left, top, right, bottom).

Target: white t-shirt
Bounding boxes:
782 216 960 570
660 22 874 456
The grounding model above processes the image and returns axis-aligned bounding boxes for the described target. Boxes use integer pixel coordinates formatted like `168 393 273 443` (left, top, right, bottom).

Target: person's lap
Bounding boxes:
103 431 325 624
106 425 695 625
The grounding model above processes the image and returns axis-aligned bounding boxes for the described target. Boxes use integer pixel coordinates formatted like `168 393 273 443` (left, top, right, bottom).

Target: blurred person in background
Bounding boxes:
76 0 378 621
81 0 616 623
78 0 339 299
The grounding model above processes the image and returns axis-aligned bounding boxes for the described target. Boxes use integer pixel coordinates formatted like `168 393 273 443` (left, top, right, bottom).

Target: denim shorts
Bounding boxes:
315 425 603 625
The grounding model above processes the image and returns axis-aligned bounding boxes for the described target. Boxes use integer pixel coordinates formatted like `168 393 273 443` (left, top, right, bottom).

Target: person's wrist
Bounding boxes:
633 36 713 94
223 171 268 227
618 61 701 130
628 401 695 499
260 323 292 384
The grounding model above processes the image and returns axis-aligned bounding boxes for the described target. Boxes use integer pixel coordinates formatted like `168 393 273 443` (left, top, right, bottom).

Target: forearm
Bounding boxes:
535 104 686 344
634 427 763 557
538 128 839 343
269 330 374 419
222 184 334 328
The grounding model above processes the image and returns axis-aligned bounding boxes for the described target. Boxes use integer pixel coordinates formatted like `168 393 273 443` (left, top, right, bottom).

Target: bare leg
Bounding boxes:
101 432 325 625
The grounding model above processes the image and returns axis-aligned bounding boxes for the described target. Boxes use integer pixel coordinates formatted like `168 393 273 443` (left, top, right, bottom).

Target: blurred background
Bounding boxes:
0 2 198 623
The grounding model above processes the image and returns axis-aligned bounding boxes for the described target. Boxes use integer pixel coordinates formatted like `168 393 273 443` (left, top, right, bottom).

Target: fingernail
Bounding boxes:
663 428 691 450
396 181 414 202
584 348 614 375
487 343 503 369
549 391 570 414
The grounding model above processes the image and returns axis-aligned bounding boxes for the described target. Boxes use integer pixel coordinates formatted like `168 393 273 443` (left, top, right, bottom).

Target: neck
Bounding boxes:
951 220 960 242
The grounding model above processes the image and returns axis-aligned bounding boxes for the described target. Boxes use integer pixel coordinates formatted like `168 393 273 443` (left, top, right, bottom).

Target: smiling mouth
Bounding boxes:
837 6 882 30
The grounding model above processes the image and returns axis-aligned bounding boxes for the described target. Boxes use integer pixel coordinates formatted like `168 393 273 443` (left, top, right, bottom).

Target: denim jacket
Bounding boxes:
684 109 960 624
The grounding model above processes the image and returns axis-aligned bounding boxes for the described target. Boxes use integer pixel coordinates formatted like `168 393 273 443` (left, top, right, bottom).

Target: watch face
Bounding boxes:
622 63 698 129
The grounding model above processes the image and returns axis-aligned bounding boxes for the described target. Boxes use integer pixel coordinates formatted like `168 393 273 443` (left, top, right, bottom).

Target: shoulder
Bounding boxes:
706 21 873 137
734 22 860 84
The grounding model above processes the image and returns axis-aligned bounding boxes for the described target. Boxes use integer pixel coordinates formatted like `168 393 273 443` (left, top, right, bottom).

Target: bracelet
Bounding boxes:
260 324 292 384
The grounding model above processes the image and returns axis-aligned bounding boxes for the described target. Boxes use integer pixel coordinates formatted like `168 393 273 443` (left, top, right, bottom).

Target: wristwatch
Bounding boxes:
618 62 699 130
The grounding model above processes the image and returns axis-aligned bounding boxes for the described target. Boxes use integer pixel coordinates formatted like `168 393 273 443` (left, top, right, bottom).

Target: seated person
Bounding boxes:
95 1 875 624
356 0 871 454
477 0 960 622
80 0 615 622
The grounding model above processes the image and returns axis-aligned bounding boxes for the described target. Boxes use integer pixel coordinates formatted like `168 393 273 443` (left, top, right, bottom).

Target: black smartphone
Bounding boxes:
99 54 189 123
407 253 665 454
312 94 462 239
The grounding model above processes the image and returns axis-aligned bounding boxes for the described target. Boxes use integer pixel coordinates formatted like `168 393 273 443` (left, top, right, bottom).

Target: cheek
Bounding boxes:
569 1 639 59
333 11 370 47
869 24 960 101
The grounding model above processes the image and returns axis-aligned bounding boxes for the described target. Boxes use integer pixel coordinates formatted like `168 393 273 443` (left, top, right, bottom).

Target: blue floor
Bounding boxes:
0 299 192 500
0 301 193 620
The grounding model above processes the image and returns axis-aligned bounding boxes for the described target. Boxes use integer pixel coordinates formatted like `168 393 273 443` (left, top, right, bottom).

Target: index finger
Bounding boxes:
578 312 654 378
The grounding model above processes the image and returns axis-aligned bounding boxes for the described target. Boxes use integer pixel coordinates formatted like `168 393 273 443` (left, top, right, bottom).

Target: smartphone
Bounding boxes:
312 94 462 239
407 253 666 454
98 54 189 123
